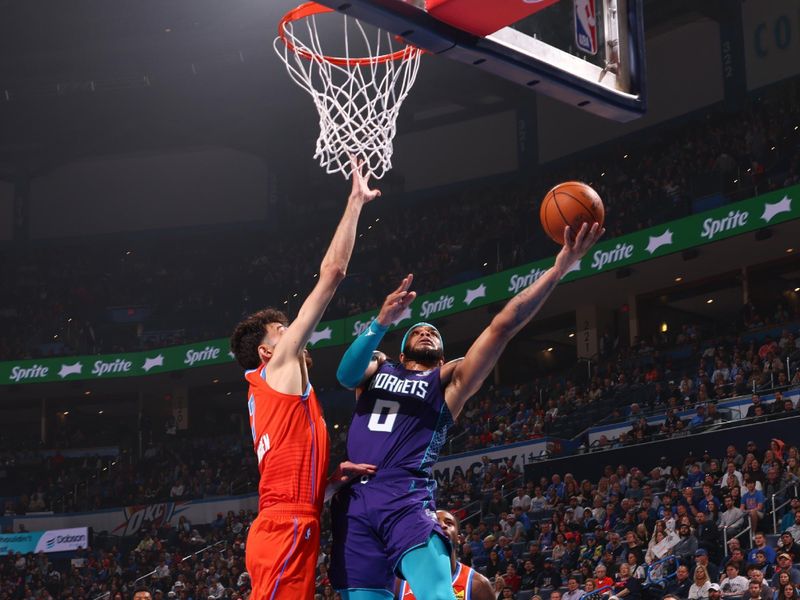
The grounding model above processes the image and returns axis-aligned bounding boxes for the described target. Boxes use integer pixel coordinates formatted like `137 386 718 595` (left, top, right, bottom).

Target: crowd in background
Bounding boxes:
4 436 800 599
431 438 800 600
0 509 255 600
0 78 798 361
2 312 799 517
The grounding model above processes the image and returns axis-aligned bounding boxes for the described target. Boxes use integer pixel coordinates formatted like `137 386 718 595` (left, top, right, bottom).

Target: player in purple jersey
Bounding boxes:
330 223 604 600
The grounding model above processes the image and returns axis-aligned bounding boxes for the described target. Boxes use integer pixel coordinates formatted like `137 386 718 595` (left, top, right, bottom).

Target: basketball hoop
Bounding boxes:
274 2 423 180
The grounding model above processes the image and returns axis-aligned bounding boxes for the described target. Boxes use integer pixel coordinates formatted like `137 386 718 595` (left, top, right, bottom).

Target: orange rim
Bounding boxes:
278 1 421 67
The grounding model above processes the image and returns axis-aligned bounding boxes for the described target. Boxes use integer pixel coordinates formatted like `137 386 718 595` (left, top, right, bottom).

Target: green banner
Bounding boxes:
1 340 233 385
311 184 799 347
3 185 797 385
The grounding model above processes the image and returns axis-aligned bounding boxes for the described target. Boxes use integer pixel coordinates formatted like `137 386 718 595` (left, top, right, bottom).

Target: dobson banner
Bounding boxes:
1 184 797 385
0 527 89 556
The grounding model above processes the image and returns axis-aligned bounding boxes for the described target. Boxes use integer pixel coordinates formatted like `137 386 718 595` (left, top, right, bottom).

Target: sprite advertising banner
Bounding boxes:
1 185 797 385
0 527 89 556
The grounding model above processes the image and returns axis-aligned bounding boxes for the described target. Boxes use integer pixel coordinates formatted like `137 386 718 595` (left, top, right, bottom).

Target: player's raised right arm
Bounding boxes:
268 160 380 377
444 223 603 418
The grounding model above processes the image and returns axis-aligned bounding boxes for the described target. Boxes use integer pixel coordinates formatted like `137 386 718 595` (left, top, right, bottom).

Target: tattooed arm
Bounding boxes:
444 223 604 418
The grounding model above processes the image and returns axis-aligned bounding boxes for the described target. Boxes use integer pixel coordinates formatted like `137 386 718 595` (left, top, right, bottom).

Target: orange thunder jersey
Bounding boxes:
245 364 330 510
399 563 475 600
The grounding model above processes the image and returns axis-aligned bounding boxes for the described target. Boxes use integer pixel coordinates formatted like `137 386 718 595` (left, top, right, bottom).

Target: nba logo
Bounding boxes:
574 0 598 55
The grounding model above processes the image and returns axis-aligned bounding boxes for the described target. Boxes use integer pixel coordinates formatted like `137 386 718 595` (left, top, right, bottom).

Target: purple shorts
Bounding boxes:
329 469 450 592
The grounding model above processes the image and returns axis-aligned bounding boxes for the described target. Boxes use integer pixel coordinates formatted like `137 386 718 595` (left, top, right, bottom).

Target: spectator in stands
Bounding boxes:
695 512 720 561
742 480 767 532
695 549 720 585
753 550 777 579
594 564 614 590
513 487 532 512
746 566 772 600
521 560 538 591
720 562 749 599
559 579 580 600
778 532 800 563
776 583 800 600
719 495 746 539
505 564 522 593
535 557 562 594
771 553 800 587
744 579 767 600
672 522 699 564
786 512 800 542
689 564 712 600
665 565 692 598
748 532 777 565
608 562 642 600
500 587 516 600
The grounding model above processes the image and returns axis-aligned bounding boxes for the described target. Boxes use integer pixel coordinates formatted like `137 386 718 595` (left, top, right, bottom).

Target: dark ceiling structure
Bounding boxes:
0 0 722 185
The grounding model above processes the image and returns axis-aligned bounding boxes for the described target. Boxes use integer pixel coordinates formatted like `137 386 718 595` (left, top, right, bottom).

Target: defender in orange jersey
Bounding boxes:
231 159 379 599
396 509 494 600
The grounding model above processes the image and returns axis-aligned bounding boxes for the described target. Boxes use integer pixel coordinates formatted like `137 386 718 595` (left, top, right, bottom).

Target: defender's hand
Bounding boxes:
349 156 381 205
333 461 377 483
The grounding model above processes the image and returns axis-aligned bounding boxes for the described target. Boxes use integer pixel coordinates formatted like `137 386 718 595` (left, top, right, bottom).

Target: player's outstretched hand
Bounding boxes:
334 461 377 483
554 222 605 275
349 155 381 205
376 274 416 328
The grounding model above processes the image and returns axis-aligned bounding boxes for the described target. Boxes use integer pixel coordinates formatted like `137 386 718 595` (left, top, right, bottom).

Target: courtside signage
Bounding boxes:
0 527 88 555
2 185 797 384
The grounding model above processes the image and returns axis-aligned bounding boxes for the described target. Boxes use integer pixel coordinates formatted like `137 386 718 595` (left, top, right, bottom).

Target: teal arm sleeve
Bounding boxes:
336 319 389 389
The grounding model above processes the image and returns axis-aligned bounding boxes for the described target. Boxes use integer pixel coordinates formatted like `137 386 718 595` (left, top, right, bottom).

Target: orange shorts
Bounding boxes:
246 504 321 599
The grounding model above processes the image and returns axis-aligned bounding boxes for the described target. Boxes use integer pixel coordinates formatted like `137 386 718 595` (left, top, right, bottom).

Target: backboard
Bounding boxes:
312 0 646 122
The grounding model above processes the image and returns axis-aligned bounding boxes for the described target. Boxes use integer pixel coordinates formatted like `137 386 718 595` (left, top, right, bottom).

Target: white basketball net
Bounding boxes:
274 6 423 180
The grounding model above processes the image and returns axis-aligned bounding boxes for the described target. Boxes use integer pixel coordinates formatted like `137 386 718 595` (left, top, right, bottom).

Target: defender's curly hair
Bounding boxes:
230 308 289 370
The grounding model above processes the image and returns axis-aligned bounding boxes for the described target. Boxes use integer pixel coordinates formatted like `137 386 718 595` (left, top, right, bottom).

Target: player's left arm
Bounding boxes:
471 570 496 600
444 223 603 418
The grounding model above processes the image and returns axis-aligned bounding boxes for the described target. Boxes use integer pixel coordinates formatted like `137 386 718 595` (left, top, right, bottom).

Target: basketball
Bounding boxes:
539 181 605 245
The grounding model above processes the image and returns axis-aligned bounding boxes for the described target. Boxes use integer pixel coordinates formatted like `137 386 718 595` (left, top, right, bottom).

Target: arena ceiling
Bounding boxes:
0 0 715 184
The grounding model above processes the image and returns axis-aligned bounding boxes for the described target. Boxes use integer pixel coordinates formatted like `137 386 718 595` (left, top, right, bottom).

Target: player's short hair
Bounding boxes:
230 308 289 369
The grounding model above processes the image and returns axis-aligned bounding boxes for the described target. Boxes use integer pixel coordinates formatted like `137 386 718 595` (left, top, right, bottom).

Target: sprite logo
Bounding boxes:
420 295 455 319
700 210 748 240
591 242 635 270
508 267 548 294
9 364 49 383
92 359 132 376
184 346 221 366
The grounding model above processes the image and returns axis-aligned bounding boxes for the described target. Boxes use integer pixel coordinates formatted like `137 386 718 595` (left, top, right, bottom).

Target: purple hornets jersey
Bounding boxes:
347 361 454 475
